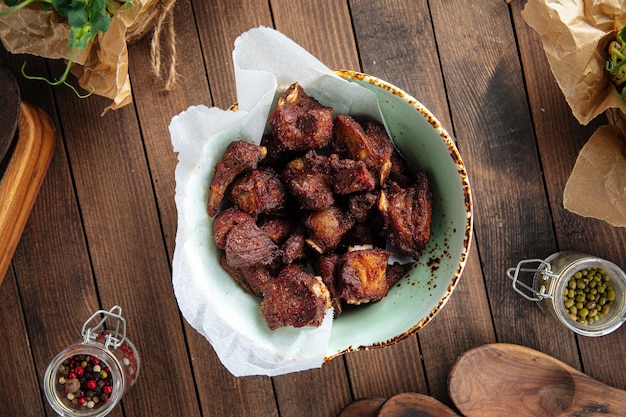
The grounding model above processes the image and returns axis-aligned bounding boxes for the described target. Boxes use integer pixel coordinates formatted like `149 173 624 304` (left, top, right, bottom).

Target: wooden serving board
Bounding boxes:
448 343 626 417
0 102 56 285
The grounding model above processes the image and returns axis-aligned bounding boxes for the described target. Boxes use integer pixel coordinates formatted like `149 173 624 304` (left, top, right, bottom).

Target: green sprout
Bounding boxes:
1 0 133 95
606 26 626 103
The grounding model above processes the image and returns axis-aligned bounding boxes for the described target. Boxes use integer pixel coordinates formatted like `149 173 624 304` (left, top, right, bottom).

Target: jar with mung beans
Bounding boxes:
507 252 626 337
44 306 139 417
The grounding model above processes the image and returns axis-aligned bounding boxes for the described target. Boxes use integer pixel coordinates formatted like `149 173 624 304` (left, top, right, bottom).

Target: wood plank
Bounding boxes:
45 58 201 415
130 2 280 415
427 0 581 366
266 1 358 416
349 0 495 406
509 1 626 391
0 49 107 416
0 270 45 416
271 0 360 71
192 0 275 109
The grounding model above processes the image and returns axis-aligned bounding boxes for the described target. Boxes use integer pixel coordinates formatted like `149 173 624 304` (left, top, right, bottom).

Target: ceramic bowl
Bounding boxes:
324 71 472 360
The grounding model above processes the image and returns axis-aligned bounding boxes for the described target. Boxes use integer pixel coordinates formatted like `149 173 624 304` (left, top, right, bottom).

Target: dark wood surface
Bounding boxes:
1 1 625 416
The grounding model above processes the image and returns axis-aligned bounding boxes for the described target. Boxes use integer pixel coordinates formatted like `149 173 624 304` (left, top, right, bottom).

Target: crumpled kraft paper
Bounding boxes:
564 124 626 226
169 27 384 377
522 0 626 125
0 0 159 112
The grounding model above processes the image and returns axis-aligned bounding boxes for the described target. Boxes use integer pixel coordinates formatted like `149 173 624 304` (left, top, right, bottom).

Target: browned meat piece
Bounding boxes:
224 217 281 268
317 253 342 316
386 262 414 288
304 206 354 254
229 168 287 216
341 222 384 248
220 254 272 298
347 192 378 223
282 226 307 265
378 171 432 259
212 207 255 250
207 141 267 216
338 247 392 304
260 265 331 329
282 153 334 210
362 120 394 185
332 115 393 185
259 217 297 245
388 148 413 188
268 82 334 152
329 154 376 195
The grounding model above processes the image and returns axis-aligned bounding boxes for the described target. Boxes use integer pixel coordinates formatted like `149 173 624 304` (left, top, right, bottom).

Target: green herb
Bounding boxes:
606 26 626 103
0 0 133 95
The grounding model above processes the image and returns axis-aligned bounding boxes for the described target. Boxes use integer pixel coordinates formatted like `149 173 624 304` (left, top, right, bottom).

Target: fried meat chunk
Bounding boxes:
379 171 433 259
347 192 378 223
282 226 307 265
304 206 354 254
338 247 392 305
212 207 255 250
229 168 287 216
329 154 376 195
268 83 334 152
259 217 297 245
260 265 331 330
219 255 272 298
317 253 343 316
282 152 334 210
332 114 393 185
224 216 281 268
207 141 267 216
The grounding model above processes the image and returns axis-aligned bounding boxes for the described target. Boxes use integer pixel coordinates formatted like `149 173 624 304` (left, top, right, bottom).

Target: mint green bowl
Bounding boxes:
324 71 473 360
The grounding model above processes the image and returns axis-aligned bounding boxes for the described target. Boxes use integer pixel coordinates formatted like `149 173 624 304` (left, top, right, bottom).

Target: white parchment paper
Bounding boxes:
169 27 384 376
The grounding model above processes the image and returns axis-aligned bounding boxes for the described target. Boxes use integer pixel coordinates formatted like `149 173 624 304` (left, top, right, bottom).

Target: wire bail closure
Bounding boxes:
81 305 127 350
506 259 557 301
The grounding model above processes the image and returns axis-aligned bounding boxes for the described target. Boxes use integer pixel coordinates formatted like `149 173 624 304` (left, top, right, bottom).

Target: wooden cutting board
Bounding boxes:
0 101 56 285
448 343 626 417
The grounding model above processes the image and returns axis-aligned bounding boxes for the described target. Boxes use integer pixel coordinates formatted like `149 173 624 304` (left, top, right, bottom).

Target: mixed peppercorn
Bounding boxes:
56 354 113 409
563 267 616 325
54 333 138 411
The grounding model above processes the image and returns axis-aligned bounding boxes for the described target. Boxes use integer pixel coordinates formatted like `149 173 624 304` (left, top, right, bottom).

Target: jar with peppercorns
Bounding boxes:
44 306 140 416
507 252 626 337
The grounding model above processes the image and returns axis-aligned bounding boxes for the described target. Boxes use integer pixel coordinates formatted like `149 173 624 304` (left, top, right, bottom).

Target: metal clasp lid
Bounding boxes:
81 305 127 350
506 259 557 301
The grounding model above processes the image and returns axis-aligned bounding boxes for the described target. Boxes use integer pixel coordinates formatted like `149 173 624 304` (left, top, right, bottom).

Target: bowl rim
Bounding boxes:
322 70 474 360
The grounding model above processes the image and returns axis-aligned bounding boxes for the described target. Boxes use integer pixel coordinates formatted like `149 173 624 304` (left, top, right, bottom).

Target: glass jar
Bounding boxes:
44 306 139 416
507 251 626 337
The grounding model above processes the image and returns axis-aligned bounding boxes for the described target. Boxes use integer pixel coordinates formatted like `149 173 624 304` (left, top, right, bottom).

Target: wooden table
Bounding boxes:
1 1 625 416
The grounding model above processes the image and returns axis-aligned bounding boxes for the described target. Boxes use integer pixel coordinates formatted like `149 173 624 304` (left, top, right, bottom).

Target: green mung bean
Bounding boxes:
564 267 614 325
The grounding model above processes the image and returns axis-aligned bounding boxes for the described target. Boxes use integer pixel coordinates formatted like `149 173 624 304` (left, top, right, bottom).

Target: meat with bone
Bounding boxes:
268 83 334 152
332 114 393 185
338 247 393 305
379 171 433 259
207 141 267 216
260 265 331 330
304 206 354 254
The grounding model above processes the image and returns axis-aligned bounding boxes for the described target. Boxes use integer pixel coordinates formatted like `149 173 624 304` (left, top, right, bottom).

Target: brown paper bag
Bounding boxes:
0 0 174 112
523 0 626 125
